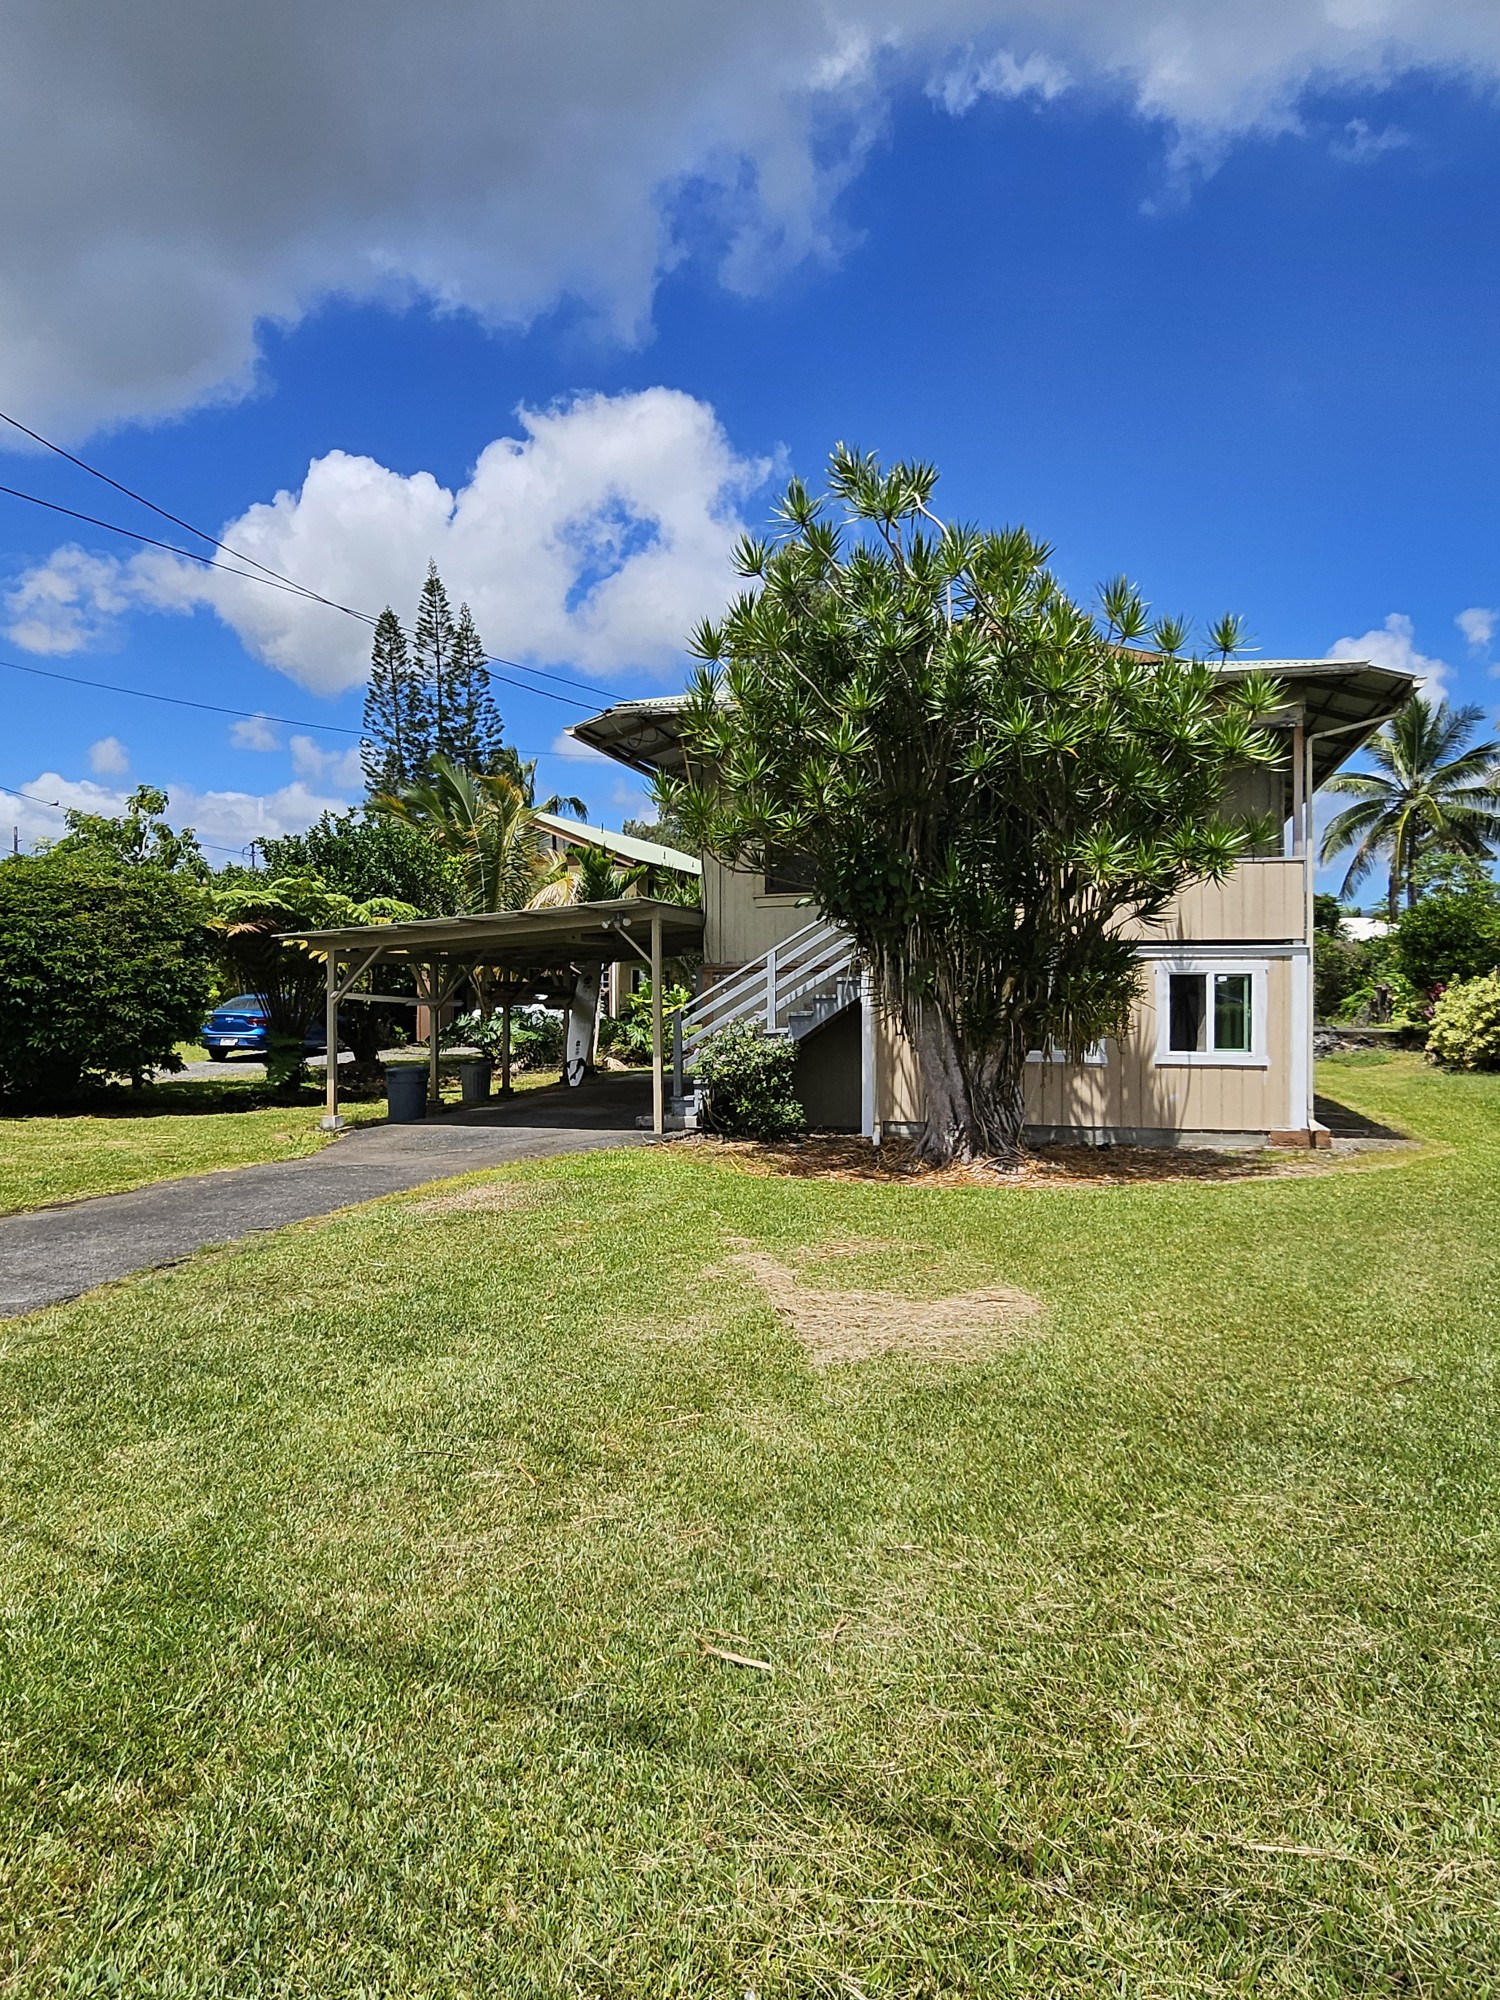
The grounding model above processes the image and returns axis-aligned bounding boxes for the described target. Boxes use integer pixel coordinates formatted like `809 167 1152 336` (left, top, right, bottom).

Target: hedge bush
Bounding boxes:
0 855 215 1104
1426 972 1500 1070
694 1021 804 1140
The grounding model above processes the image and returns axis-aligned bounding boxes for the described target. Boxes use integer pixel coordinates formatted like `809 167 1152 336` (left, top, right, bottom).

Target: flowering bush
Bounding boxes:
1426 972 1500 1070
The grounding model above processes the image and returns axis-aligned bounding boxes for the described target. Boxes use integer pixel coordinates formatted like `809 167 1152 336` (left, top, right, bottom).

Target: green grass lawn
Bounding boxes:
2 1055 1498 1994
0 1067 573 1216
0 1080 389 1215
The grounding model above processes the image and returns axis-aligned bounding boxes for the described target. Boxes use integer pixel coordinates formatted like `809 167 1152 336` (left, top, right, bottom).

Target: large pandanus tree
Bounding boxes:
1320 695 1500 920
658 445 1284 1167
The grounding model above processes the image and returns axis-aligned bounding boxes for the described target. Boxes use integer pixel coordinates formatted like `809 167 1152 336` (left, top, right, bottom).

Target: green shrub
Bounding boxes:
1315 933 1379 1020
0 855 215 1104
448 1007 565 1072
1426 972 1500 1070
1393 887 1500 996
596 981 691 1064
695 1021 804 1140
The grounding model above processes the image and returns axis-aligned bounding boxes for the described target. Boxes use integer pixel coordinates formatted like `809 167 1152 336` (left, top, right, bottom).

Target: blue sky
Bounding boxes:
2 5 1497 889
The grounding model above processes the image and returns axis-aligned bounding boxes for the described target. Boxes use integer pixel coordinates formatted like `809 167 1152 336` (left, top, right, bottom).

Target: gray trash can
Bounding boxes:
384 1062 428 1123
458 1057 492 1108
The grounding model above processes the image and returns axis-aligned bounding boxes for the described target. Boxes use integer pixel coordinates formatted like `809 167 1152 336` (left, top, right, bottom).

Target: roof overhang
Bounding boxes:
280 896 704 969
567 699 691 777
571 660 1415 792
1219 659 1416 788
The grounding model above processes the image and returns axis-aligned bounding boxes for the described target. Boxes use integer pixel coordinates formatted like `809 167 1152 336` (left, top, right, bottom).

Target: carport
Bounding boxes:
281 897 704 1134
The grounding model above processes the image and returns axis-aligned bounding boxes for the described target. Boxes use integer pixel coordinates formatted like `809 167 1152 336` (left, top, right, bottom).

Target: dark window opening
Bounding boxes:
763 849 816 896
1168 973 1207 1053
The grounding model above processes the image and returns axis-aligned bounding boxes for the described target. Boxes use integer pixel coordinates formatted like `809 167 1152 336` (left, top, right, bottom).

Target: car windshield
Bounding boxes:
215 996 266 1013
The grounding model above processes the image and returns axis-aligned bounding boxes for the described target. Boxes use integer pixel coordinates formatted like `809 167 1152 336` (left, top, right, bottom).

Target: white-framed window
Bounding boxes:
1027 1039 1108 1066
1154 959 1268 1067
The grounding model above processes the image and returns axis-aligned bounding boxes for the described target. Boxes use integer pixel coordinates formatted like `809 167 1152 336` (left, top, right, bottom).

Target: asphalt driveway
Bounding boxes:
0 1075 652 1318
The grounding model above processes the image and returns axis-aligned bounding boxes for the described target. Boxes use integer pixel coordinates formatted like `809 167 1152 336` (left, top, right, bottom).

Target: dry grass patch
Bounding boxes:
726 1244 1043 1366
403 1180 561 1217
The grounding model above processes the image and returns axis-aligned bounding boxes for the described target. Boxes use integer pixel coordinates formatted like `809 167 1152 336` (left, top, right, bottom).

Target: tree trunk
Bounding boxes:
909 1004 1027 1167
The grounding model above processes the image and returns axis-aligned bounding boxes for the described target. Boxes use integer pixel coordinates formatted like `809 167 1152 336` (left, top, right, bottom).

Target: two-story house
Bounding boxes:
571 656 1413 1149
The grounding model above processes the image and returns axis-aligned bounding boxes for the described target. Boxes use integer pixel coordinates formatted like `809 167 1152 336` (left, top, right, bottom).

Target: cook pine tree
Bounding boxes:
362 566 507 791
449 600 507 772
361 608 424 792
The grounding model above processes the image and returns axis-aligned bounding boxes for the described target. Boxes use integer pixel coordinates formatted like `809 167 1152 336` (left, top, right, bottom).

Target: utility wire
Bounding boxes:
0 483 341 606
0 407 381 614
0 655 364 737
0 777 249 856
0 407 617 703
0 486 590 711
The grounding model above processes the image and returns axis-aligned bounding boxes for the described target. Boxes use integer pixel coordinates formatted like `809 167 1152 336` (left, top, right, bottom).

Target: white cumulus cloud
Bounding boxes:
1329 610 1449 700
1457 606 1496 651
289 735 365 791
2 2 1500 432
932 48 1072 116
229 714 283 752
6 389 767 693
7 769 354 856
1329 117 1411 164
4 548 138 655
87 735 129 776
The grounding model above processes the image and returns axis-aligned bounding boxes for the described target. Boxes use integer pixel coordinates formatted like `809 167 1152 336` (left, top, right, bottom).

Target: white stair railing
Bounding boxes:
672 918 858 1098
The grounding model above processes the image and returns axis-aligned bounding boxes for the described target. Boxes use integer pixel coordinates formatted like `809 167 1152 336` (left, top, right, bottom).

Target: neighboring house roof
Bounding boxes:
532 809 701 876
568 658 1416 791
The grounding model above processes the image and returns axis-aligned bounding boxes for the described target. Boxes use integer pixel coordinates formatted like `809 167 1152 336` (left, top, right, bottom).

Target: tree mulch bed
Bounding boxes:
682 1132 1341 1188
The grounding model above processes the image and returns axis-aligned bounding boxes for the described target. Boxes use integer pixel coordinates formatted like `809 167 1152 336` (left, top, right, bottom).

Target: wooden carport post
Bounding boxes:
426 962 442 1110
500 984 513 1097
650 910 664 1135
322 950 341 1131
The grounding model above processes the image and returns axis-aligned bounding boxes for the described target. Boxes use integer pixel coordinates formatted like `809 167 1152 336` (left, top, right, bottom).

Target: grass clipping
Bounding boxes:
728 1246 1041 1366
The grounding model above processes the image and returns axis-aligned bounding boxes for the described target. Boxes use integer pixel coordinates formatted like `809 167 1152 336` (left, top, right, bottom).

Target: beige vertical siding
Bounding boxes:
705 846 1307 1143
1134 859 1305 945
875 954 1297 1140
704 859 817 966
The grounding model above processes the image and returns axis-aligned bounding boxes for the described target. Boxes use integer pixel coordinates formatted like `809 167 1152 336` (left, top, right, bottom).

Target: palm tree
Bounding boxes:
373 754 583 913
527 843 644 909
1320 695 1500 920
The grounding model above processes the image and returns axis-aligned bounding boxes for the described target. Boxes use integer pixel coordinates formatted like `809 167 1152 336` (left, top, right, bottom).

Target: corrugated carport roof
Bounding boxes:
280 896 703 967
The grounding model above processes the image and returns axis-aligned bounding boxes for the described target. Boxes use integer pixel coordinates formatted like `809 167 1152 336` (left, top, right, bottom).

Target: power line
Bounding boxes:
0 777 250 856
0 482 349 607
0 655 364 737
0 406 617 704
0 408 382 616
0 481 593 710
0 779 61 809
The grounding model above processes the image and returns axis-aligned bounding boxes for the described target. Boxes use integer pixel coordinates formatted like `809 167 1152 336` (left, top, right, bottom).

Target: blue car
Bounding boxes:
200 996 349 1062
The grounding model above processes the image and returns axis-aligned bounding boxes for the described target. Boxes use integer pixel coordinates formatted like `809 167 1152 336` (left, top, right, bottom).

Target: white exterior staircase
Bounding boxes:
662 916 860 1129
